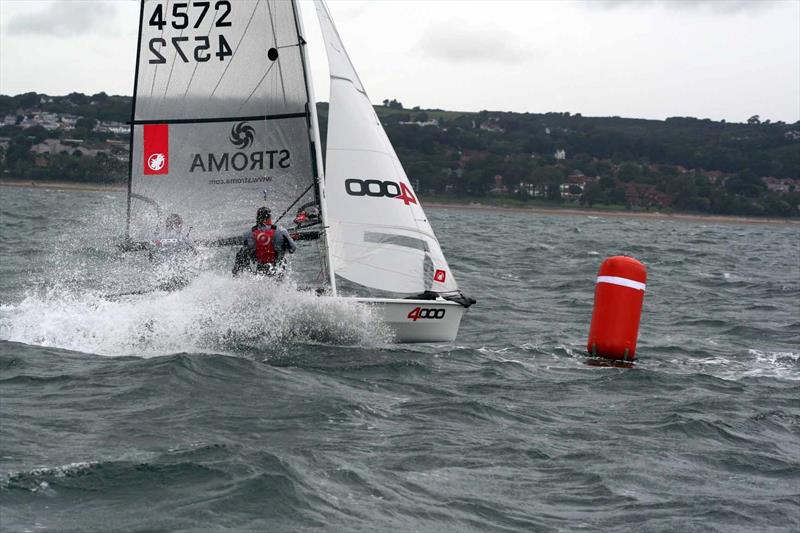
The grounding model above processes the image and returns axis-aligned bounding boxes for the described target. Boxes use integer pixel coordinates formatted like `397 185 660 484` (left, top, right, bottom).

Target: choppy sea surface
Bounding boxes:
1 186 798 532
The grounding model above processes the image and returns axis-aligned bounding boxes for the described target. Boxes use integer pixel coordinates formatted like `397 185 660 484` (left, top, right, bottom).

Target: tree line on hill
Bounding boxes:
1 92 798 217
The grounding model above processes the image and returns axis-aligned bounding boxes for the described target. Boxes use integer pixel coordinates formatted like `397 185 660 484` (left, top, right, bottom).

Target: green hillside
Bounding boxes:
1 92 798 217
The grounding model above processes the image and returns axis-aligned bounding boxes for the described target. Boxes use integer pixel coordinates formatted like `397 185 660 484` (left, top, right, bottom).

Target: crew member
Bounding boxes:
149 213 196 290
232 206 296 277
149 213 195 260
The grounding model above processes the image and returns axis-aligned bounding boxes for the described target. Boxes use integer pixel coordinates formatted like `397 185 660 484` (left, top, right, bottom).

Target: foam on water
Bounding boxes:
2 461 100 491
742 349 800 380
651 349 800 382
0 271 390 357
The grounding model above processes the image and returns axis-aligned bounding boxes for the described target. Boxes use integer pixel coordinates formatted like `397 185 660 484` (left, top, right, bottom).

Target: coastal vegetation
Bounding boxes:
1 92 798 217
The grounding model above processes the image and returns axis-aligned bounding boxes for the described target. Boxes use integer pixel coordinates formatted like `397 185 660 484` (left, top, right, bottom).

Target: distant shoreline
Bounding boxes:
2 179 797 226
0 179 125 193
421 201 800 226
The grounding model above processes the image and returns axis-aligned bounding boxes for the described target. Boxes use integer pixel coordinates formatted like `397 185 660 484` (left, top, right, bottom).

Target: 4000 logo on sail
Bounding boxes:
344 178 418 206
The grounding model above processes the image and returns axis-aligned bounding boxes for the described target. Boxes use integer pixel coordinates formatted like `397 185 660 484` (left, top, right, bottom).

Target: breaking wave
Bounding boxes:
0 272 390 358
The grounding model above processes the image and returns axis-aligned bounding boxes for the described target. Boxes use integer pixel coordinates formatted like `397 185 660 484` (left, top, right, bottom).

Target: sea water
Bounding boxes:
1 186 798 531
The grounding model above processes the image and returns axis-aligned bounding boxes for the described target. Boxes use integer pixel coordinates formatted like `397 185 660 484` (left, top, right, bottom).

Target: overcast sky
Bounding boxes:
0 0 798 123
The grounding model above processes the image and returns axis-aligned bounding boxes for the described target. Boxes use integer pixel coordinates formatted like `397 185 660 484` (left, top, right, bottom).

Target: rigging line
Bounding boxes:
239 61 277 110
162 25 186 102
149 0 171 98
209 0 261 98
180 4 219 106
435 290 463 296
274 182 316 224
265 0 288 106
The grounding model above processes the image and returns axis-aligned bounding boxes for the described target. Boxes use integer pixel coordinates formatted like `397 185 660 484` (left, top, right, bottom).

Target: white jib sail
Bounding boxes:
314 0 459 296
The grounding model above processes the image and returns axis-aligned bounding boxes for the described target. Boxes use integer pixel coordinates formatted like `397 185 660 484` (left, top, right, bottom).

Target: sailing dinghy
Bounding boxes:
125 0 474 342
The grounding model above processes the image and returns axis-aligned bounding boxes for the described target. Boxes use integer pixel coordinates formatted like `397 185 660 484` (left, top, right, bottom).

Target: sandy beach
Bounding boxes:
2 179 797 226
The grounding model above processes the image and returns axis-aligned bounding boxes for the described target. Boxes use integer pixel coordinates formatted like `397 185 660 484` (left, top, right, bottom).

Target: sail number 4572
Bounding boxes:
147 2 234 64
345 179 417 206
407 307 445 321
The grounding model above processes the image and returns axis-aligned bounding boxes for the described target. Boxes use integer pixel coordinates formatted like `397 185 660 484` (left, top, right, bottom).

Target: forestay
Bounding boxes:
314 0 459 296
128 0 320 247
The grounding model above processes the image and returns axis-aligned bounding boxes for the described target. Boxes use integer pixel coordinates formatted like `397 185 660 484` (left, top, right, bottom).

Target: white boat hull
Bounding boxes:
353 297 466 343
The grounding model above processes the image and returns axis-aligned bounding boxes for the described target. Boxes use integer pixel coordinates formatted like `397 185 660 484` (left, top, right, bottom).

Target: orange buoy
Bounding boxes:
587 256 647 362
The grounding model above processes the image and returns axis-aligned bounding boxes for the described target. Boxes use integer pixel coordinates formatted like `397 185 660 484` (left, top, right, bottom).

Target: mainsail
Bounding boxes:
314 0 460 296
127 0 324 267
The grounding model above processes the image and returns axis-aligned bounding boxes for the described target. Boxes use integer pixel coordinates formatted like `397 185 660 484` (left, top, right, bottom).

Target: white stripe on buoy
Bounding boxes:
596 276 646 291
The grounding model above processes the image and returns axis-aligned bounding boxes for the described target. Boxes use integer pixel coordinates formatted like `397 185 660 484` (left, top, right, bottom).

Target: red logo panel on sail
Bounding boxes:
434 269 446 283
143 124 169 175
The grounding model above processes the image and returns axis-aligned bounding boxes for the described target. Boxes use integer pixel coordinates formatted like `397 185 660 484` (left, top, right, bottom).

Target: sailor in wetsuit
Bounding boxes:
148 213 196 291
232 206 296 277
149 213 194 259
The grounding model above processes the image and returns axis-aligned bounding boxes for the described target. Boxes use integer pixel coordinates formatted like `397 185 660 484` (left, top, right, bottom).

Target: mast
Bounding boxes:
292 0 337 295
125 0 146 239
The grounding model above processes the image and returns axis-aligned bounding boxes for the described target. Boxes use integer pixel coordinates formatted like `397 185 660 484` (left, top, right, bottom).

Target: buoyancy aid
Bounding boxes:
252 226 277 264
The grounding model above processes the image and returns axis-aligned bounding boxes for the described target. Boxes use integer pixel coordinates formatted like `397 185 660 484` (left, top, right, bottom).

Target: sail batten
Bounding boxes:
131 112 308 125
